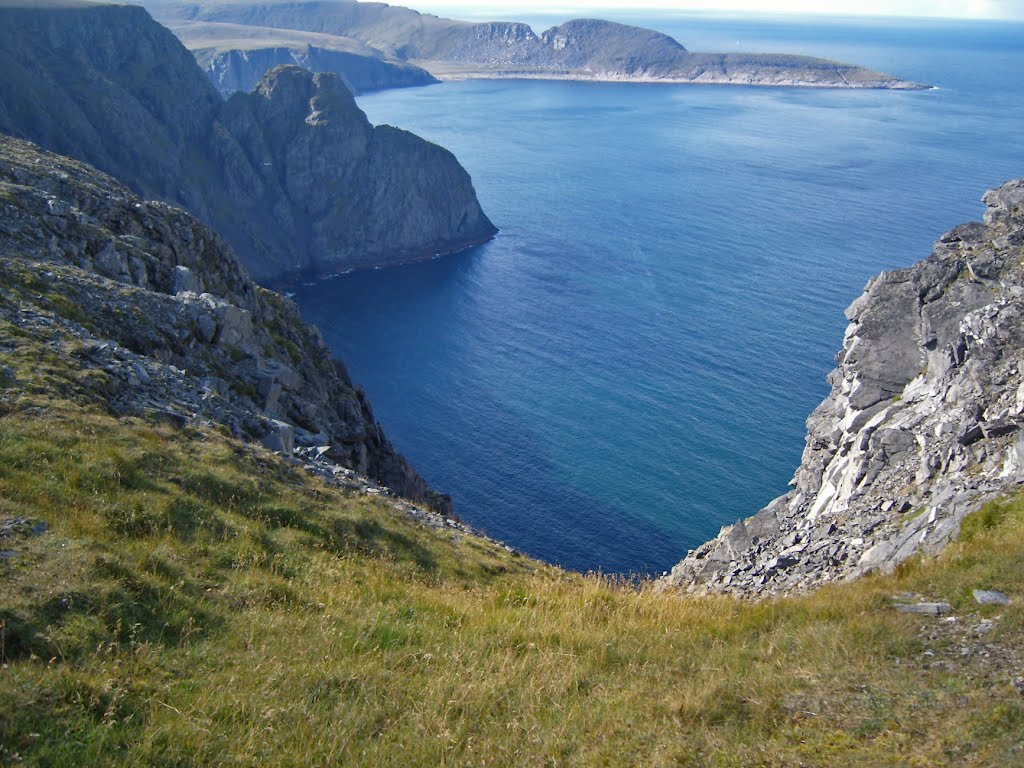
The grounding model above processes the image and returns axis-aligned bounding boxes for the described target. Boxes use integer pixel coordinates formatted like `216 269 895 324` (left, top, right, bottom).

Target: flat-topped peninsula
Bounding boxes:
148 1 929 92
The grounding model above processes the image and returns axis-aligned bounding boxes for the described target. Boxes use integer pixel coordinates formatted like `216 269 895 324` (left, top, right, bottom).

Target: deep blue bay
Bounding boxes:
290 14 1024 575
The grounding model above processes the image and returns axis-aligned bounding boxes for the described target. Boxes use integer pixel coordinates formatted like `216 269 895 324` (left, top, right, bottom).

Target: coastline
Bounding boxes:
414 63 929 90
264 230 499 293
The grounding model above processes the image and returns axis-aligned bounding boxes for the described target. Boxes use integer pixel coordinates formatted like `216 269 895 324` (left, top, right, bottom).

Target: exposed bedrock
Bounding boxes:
198 45 438 96
663 179 1024 595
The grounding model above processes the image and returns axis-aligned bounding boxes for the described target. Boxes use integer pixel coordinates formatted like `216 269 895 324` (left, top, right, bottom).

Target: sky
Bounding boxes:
415 1 1024 20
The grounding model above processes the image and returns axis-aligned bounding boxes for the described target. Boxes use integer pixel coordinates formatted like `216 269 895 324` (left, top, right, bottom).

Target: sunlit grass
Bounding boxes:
1 354 1023 765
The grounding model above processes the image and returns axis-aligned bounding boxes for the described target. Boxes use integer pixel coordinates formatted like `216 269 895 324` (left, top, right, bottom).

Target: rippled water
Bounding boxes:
289 14 1024 575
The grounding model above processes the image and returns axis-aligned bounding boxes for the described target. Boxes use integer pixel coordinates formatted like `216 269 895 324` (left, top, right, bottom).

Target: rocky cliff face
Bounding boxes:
0 1 223 214
663 179 1024 595
0 133 445 509
215 65 495 273
0 1 495 282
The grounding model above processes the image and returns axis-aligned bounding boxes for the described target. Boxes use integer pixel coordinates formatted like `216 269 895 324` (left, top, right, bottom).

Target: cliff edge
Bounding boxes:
664 179 1024 595
213 64 496 275
0 1 495 282
0 133 446 508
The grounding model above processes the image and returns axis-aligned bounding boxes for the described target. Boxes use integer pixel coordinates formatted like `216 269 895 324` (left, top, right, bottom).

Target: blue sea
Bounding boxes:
290 13 1024 576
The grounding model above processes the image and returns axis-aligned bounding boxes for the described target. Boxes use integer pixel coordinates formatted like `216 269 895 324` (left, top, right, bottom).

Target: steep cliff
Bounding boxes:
0 0 223 215
216 65 494 273
664 179 1024 595
199 44 437 95
155 1 925 89
169 19 439 96
0 133 445 507
0 1 495 282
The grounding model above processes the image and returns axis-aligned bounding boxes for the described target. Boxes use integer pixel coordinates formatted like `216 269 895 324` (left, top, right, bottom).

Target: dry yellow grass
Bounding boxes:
1 329 1022 766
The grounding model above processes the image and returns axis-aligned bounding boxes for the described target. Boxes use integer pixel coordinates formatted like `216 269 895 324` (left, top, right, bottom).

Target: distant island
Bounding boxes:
145 0 929 94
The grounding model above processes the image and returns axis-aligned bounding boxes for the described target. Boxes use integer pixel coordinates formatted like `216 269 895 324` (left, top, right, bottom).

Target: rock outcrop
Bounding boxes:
155 2 926 89
663 179 1024 595
0 1 495 282
212 64 496 275
0 133 447 509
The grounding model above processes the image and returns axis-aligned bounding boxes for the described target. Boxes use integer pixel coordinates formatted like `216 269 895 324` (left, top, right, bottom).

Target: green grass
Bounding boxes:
1 363 1023 764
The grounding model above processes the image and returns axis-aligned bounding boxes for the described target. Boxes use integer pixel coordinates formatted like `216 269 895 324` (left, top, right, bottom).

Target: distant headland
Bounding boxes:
144 1 930 94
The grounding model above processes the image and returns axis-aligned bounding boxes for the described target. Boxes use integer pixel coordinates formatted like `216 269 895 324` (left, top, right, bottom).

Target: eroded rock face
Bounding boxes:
0 134 446 510
217 66 495 275
0 2 495 282
663 179 1024 595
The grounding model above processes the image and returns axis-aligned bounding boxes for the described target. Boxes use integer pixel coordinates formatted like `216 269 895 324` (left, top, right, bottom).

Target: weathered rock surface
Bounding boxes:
0 1 495 282
663 178 1024 595
155 2 926 89
0 133 448 511
216 65 494 274
973 590 1011 606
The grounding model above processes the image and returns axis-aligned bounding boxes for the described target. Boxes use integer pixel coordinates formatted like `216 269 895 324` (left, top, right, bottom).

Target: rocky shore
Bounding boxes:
663 178 1024 595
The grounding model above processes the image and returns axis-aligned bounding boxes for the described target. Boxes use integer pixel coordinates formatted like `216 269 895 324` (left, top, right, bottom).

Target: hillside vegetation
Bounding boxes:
1 320 1023 765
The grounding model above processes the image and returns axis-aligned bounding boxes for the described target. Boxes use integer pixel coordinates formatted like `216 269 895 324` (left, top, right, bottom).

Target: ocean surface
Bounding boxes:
290 13 1024 576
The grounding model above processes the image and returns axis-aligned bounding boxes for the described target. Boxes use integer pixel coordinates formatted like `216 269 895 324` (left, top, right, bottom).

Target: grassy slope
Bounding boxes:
1 317 1023 766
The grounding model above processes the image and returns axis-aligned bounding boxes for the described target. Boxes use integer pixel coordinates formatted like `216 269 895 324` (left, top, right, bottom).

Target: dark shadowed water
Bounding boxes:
289 13 1024 575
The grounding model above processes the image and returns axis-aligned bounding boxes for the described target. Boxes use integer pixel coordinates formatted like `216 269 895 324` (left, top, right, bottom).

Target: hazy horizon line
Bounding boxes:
413 2 1024 22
